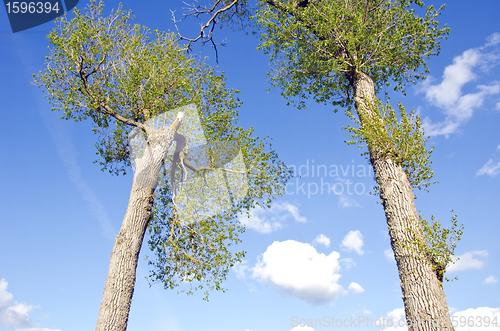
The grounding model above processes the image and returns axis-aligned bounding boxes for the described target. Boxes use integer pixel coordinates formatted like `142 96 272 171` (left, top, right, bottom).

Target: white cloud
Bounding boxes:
477 159 500 177
381 306 500 331
387 309 405 322
497 144 500 151
348 282 364 294
381 308 408 331
483 275 498 285
384 249 395 262
363 309 372 315
447 250 488 273
421 82 500 136
0 280 60 331
2 303 34 327
291 326 315 331
0 279 13 311
341 230 364 255
252 240 358 305
422 49 481 108
419 33 500 136
0 279 33 328
453 307 500 331
313 234 330 247
238 202 307 234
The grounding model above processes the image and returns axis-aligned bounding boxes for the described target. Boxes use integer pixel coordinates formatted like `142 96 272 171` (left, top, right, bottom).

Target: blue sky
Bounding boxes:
1 1 499 331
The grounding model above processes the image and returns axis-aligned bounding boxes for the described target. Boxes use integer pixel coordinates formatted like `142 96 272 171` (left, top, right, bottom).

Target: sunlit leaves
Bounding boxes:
344 99 436 191
403 211 464 285
252 0 449 109
34 0 217 174
421 211 464 283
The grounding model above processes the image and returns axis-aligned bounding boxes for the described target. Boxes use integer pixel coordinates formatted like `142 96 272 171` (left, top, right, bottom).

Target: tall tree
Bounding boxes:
172 0 460 330
33 1 290 330
253 1 454 330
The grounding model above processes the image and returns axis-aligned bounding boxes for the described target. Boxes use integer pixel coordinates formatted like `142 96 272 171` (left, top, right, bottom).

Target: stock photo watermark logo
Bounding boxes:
128 104 249 225
286 159 374 199
291 314 500 329
3 0 79 32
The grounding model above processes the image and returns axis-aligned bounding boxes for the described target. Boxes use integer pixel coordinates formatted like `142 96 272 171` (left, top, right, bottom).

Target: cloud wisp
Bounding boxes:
44 116 115 239
418 32 500 136
483 275 498 285
238 202 307 234
338 194 361 208
477 159 500 177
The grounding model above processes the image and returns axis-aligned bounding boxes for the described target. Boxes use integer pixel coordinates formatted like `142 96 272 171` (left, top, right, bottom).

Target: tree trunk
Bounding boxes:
351 71 454 331
95 115 182 331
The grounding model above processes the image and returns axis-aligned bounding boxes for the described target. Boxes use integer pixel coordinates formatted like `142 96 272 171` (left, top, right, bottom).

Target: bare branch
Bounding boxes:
171 0 240 62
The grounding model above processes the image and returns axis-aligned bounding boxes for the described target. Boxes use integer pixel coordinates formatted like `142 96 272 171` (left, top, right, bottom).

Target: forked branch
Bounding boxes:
171 0 240 62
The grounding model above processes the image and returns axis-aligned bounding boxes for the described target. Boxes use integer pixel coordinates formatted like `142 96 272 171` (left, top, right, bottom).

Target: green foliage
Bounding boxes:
344 98 437 191
147 106 292 300
252 0 449 109
420 211 463 283
148 185 247 299
33 0 292 299
214 0 252 30
401 211 464 285
33 0 237 175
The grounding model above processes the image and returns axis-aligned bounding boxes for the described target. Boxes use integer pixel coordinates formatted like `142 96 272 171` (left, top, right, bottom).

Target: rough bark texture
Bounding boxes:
351 72 454 331
95 120 180 331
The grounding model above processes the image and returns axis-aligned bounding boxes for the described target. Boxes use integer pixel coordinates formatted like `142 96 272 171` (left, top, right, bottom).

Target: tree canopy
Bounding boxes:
253 0 449 109
33 0 291 300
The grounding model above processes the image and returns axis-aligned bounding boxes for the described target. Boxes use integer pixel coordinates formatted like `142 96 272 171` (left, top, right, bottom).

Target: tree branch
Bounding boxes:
76 55 146 131
171 0 240 62
98 102 147 131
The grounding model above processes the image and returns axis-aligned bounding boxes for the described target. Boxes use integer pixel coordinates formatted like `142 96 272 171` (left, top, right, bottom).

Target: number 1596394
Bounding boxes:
5 2 60 14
